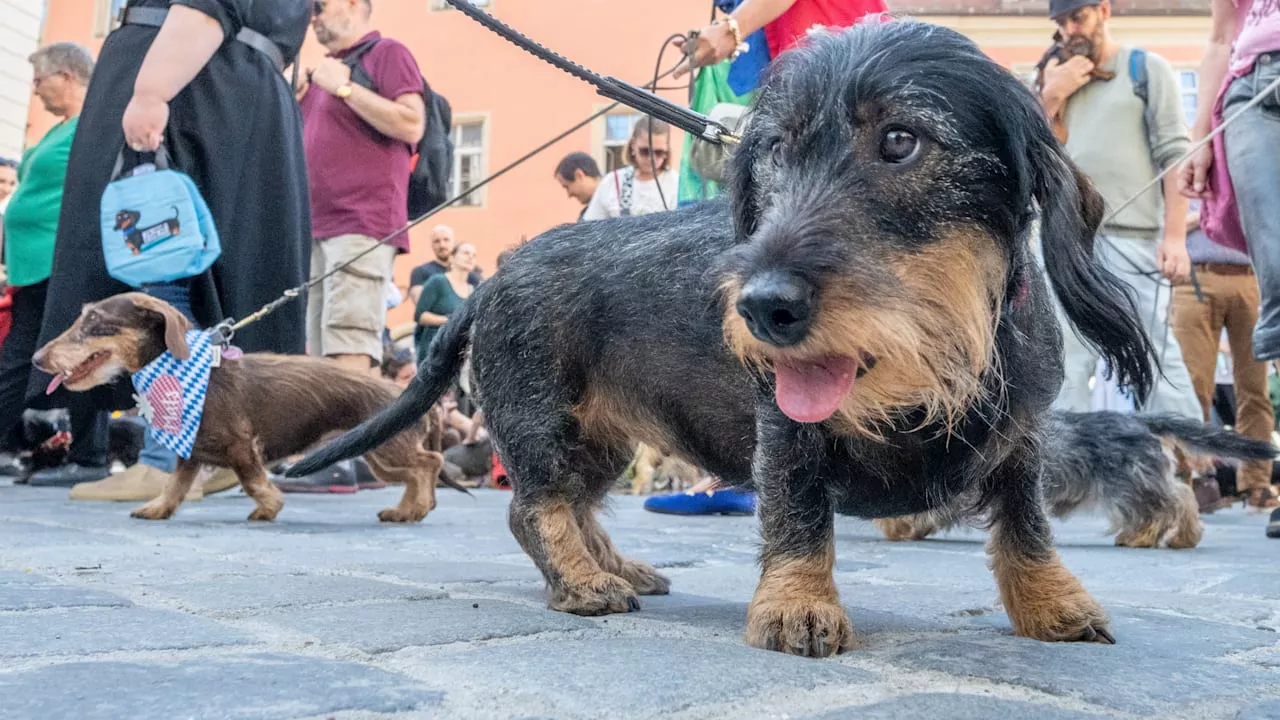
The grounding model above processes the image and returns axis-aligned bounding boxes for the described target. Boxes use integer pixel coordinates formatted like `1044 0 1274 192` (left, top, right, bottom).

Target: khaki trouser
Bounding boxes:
1169 264 1275 491
306 234 397 364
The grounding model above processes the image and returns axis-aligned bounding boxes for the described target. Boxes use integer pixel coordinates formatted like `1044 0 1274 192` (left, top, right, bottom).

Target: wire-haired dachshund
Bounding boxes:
33 292 455 524
288 19 1163 656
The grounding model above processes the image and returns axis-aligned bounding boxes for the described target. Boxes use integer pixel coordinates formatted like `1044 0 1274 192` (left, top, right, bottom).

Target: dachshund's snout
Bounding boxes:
736 272 814 347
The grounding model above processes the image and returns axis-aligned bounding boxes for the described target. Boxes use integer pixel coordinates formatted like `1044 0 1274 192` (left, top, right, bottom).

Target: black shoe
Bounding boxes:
1267 508 1280 539
0 457 26 478
270 459 358 494
27 463 111 487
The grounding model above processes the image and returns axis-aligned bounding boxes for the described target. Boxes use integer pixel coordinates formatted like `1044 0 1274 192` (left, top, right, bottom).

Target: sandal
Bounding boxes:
1242 485 1280 512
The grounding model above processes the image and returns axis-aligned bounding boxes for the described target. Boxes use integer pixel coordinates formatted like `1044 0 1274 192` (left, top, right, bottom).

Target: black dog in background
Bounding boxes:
289 20 1157 656
3 410 143 480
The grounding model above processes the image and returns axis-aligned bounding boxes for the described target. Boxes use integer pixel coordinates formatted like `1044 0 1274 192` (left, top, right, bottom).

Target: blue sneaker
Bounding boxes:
643 488 756 515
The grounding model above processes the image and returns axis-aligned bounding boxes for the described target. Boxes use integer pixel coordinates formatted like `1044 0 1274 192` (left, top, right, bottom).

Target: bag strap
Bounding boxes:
110 143 173 182
341 37 382 93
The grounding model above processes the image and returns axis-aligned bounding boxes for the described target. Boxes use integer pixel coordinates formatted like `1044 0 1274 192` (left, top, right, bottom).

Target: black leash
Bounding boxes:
442 0 738 147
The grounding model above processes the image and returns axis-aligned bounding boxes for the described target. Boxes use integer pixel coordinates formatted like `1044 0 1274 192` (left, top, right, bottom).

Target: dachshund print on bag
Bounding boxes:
114 206 181 256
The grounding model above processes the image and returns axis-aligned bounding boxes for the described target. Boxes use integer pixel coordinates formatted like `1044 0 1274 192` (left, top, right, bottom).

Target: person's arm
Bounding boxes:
122 4 225 151
416 277 449 327
407 265 426 305
1148 54 1193 283
309 43 425 145
579 171 615 222
1038 56 1094 121
674 0 798 75
1179 0 1236 197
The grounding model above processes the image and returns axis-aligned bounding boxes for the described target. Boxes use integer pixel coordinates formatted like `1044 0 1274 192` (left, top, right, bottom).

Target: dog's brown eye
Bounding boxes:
880 129 919 164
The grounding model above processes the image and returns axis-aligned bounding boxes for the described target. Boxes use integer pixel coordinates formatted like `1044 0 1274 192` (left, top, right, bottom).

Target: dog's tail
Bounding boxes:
1137 413 1279 461
285 284 488 477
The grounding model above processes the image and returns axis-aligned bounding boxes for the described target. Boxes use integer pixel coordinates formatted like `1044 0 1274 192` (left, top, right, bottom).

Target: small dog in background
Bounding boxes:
874 410 1278 549
33 292 457 523
628 443 703 495
1033 31 1113 142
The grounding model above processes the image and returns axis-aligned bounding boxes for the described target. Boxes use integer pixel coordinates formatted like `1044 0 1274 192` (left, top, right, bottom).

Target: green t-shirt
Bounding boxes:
414 273 470 359
2 117 78 287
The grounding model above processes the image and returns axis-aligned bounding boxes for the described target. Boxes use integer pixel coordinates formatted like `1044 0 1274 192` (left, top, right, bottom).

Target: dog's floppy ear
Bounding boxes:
727 129 765 239
131 294 192 361
1024 120 1157 404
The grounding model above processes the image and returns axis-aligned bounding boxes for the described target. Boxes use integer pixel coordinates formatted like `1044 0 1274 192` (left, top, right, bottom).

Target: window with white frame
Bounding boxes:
451 120 486 207
1177 69 1199 127
602 112 643 174
431 0 489 9
93 0 128 37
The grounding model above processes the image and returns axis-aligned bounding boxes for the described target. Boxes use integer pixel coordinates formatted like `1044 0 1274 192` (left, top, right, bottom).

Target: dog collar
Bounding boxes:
131 329 215 459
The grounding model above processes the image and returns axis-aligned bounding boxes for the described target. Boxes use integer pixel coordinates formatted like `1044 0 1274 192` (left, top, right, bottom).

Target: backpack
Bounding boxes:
99 144 222 288
341 38 455 217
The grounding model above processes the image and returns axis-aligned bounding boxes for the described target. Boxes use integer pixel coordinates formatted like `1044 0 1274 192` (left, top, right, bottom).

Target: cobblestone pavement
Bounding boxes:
0 481 1277 720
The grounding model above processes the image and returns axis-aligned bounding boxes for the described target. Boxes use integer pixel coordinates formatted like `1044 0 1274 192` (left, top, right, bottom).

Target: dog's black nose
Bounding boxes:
736 273 814 347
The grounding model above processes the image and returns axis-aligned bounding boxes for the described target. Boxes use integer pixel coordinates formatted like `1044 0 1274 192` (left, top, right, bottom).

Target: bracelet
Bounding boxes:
716 16 750 62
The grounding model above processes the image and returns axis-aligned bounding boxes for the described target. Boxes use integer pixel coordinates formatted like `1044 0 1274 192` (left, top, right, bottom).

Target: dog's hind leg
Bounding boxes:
130 460 199 520
576 502 670 596
874 513 940 541
987 440 1114 644
368 436 442 523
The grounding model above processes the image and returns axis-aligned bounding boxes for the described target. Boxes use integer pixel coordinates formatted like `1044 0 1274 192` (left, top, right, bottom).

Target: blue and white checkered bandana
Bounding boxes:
130 329 213 459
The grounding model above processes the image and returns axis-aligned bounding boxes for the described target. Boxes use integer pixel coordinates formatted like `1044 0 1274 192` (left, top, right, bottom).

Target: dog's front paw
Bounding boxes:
745 597 856 657
130 500 177 521
617 561 671 596
874 515 936 542
1002 568 1115 644
549 572 640 616
247 507 280 522
378 504 429 523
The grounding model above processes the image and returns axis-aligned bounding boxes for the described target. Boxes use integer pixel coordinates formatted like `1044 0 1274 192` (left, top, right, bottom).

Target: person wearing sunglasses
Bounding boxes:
581 117 678 221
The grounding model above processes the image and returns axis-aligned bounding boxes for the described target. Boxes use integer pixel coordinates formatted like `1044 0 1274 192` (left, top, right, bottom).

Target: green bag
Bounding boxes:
678 61 754 206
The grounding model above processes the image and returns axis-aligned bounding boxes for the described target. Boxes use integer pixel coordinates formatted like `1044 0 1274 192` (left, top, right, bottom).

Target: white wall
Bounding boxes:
0 0 45 162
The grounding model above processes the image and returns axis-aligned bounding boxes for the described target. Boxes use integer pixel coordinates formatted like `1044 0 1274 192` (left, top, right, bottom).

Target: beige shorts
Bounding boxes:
306 234 398 363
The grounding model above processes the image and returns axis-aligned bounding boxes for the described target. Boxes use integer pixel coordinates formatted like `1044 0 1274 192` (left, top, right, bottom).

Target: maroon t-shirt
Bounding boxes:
301 31 423 251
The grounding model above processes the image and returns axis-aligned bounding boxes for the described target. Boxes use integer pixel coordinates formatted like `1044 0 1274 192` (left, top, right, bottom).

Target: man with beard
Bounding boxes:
1037 0 1201 421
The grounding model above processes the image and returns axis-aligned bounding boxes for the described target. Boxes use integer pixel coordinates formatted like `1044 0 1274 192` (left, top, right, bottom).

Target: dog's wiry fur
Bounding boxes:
33 293 455 523
875 410 1278 549
289 20 1159 655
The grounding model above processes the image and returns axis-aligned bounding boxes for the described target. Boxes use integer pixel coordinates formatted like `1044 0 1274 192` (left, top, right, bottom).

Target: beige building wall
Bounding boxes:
0 0 45 160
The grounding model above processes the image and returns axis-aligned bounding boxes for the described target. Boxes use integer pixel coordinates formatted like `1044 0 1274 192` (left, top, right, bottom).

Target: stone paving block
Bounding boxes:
0 653 442 720
806 693 1114 719
1237 700 1280 720
411 637 872 717
0 583 131 611
259 598 595 653
873 611 1280 715
1201 572 1280 598
157 573 446 612
371 560 545 585
0 607 250 658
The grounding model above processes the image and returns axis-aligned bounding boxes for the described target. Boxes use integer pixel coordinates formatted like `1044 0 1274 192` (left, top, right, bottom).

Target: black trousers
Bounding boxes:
0 281 108 467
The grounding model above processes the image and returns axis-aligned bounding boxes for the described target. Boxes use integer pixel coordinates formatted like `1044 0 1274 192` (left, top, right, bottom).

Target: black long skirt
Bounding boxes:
31 23 311 412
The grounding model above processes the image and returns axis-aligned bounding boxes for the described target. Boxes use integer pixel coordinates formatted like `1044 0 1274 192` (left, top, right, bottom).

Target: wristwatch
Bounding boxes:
335 83 353 99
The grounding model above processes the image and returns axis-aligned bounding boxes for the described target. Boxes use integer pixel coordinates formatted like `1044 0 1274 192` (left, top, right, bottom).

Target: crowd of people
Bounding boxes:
0 0 1277 538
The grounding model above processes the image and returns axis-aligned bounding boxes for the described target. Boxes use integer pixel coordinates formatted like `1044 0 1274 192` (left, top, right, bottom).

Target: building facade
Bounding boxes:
29 0 1210 326
1 0 46 162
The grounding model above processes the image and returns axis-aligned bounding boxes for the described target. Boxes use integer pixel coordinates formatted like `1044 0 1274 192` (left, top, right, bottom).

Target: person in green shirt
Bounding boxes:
0 42 113 488
414 242 478 362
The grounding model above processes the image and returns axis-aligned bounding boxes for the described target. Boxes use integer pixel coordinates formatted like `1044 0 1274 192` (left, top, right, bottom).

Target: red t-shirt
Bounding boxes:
763 0 889 57
300 31 424 250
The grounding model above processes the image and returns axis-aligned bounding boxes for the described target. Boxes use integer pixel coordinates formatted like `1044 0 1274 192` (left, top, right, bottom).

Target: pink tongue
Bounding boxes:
46 374 63 395
774 356 858 423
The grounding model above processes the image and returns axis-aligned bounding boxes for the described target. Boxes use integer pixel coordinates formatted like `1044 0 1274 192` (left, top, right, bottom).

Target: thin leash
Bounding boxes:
208 59 688 348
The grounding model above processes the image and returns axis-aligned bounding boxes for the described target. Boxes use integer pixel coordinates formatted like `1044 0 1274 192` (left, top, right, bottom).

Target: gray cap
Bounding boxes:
1049 0 1100 19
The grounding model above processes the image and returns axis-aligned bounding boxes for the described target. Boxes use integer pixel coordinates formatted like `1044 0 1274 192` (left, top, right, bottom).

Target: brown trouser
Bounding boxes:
1169 264 1275 491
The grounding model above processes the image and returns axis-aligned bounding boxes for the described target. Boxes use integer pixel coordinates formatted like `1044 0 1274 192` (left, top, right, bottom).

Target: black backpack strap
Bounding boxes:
341 37 382 93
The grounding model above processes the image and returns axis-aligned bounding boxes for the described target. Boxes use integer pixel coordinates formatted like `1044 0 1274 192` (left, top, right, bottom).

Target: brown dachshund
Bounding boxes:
33 292 448 524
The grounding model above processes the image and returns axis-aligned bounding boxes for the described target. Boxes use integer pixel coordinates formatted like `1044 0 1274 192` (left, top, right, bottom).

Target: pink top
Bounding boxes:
1200 0 1280 253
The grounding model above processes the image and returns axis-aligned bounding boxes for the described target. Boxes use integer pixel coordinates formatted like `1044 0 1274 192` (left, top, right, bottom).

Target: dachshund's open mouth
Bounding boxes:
773 352 877 423
46 350 112 394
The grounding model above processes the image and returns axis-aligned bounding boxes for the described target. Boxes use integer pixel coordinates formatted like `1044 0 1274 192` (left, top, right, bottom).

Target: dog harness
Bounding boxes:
131 329 215 459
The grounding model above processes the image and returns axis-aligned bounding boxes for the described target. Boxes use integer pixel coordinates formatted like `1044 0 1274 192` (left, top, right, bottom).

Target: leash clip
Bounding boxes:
208 319 236 348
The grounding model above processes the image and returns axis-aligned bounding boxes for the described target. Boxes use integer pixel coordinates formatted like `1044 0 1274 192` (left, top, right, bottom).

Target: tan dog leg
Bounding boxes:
368 443 442 523
577 507 670 595
130 460 200 520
